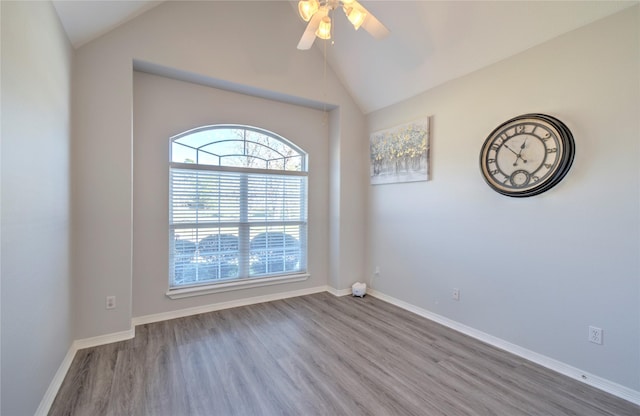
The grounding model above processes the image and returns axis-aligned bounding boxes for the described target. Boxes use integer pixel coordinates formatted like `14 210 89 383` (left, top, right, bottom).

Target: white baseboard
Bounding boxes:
325 286 352 297
34 344 77 416
367 288 640 406
35 328 135 415
133 285 329 326
46 286 634 416
73 327 135 350
36 286 333 415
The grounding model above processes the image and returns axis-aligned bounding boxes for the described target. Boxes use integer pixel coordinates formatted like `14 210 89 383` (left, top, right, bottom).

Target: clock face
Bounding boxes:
480 114 575 197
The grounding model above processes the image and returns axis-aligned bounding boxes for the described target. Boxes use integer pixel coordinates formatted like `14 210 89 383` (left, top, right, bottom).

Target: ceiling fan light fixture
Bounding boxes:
316 16 332 40
298 0 319 22
344 6 367 30
297 0 388 50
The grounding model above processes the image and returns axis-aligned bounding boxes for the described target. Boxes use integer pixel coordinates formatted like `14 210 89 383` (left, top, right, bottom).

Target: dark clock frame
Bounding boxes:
479 113 575 197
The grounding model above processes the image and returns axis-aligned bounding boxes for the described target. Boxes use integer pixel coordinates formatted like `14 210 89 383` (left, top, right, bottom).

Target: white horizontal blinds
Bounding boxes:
170 169 241 225
169 167 244 287
169 165 307 288
245 173 307 276
170 226 240 287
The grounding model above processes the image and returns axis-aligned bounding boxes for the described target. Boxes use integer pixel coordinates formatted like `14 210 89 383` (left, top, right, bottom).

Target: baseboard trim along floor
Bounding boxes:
34 345 77 416
132 285 330 326
367 288 640 406
37 285 640 414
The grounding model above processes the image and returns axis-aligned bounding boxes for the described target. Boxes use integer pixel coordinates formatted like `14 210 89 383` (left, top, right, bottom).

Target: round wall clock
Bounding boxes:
479 113 575 197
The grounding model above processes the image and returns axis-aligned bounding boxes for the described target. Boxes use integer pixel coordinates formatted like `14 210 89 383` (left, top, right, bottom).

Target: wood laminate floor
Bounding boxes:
49 293 639 416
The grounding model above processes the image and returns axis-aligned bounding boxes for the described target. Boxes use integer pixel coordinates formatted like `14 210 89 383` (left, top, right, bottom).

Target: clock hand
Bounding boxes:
517 139 528 164
504 144 525 166
504 144 519 156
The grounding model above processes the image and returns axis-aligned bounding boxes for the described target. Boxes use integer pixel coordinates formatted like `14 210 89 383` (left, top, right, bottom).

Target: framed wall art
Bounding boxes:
369 117 430 185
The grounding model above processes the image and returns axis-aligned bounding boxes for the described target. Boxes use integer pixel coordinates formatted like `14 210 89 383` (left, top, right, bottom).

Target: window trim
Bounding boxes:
170 161 308 177
171 124 308 171
167 125 309 298
166 272 310 299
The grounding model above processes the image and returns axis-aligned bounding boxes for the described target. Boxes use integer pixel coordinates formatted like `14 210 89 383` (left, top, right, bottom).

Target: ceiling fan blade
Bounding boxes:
354 1 390 39
297 8 328 50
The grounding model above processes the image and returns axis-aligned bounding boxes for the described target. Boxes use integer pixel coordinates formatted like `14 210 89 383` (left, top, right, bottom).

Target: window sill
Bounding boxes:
166 273 310 299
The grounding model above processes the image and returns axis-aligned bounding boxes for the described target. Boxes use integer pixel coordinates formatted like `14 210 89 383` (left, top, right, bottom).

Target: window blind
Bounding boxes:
169 167 308 288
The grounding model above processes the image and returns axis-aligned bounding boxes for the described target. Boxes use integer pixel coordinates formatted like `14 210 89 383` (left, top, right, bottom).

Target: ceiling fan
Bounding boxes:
297 0 390 50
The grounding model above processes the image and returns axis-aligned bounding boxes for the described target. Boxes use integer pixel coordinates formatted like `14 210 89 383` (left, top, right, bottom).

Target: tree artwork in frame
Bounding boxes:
369 117 430 185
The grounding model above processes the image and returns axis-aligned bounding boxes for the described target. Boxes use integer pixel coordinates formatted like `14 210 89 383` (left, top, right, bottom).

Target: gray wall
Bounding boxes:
73 1 367 338
4 2 636 412
1 1 74 414
132 72 330 317
366 7 639 391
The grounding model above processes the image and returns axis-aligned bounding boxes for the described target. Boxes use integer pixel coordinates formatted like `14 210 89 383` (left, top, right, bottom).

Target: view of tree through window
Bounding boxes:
169 125 308 289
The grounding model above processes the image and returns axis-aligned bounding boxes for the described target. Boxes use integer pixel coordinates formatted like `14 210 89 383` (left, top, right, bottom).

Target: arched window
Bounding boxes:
168 125 308 293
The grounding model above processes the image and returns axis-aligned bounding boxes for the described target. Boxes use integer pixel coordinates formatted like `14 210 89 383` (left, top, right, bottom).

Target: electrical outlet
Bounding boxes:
588 326 602 345
374 266 380 275
106 296 116 310
452 288 460 301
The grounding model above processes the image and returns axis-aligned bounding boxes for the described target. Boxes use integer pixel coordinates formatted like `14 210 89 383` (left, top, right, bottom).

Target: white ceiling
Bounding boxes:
52 0 162 48
52 0 637 113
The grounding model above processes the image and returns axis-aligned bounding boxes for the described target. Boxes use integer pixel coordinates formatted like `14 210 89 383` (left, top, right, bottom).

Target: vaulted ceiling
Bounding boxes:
52 0 637 113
